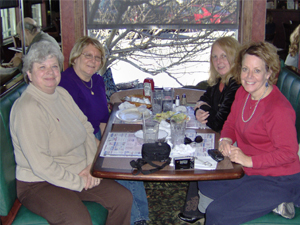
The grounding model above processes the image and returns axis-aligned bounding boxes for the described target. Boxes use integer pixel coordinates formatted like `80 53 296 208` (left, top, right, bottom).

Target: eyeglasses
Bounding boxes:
81 53 102 62
184 135 203 145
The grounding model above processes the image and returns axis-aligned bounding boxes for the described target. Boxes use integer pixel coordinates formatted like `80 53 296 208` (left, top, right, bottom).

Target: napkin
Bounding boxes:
118 102 136 110
168 143 218 170
194 156 218 170
169 144 195 166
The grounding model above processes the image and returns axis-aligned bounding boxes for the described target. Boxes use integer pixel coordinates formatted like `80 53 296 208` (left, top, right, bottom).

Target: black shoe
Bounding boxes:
177 212 204 223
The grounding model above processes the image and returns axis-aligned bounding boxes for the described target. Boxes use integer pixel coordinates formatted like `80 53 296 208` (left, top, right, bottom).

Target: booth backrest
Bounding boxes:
0 81 27 216
276 66 300 143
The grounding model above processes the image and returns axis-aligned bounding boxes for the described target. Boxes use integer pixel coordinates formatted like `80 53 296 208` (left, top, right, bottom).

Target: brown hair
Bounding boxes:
234 41 280 85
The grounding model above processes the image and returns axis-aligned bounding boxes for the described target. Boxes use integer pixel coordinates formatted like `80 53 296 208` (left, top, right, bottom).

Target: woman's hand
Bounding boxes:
220 142 253 168
10 53 22 67
218 139 232 157
194 101 207 110
228 146 253 168
79 164 102 190
195 109 209 124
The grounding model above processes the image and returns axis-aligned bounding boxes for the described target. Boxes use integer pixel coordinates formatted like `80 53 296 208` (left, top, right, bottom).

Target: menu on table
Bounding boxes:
100 132 143 157
100 131 215 158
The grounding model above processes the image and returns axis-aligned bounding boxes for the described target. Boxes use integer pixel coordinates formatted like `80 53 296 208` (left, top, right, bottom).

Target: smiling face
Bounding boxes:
241 54 272 100
27 56 61 94
211 44 231 77
73 44 102 81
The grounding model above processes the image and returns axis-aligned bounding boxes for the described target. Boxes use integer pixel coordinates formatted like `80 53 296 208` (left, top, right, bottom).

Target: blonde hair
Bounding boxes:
234 41 280 85
69 36 106 71
207 36 241 86
288 25 300 57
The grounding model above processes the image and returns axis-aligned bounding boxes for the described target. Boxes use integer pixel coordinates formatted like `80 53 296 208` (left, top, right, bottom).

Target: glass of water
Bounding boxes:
151 89 163 115
162 87 174 112
143 119 159 143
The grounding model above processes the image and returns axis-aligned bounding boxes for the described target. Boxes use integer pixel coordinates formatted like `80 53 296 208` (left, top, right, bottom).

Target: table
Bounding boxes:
91 104 244 181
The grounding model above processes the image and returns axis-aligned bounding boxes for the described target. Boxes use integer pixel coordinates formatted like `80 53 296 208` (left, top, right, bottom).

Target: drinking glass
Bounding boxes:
143 119 159 143
162 87 174 112
151 89 163 115
170 119 186 146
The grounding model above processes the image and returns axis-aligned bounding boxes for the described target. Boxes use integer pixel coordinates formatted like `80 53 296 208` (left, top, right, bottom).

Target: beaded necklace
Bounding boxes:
241 85 269 123
80 78 94 95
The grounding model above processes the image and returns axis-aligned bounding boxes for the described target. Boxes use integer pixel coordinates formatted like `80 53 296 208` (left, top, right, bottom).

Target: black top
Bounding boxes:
198 77 240 133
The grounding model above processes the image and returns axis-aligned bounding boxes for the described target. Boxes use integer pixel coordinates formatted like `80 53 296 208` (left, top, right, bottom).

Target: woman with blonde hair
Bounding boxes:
59 36 149 225
194 36 241 132
179 36 241 223
285 24 299 70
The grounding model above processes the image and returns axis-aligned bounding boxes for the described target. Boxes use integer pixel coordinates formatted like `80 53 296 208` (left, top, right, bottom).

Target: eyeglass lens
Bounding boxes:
184 135 203 145
82 53 102 62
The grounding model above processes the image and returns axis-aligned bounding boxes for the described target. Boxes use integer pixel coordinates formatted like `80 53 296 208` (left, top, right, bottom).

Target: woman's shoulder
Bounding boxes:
11 87 44 115
270 86 294 108
234 86 248 99
60 67 76 81
227 77 241 88
56 86 74 100
92 73 105 84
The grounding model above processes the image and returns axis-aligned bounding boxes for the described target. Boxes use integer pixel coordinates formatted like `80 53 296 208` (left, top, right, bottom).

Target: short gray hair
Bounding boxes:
22 40 64 83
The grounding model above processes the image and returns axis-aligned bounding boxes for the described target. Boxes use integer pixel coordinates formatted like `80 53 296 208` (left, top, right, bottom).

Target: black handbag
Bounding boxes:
130 142 171 175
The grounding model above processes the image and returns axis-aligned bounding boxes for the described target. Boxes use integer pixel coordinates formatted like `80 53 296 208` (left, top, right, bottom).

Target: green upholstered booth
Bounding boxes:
0 81 108 225
242 65 300 224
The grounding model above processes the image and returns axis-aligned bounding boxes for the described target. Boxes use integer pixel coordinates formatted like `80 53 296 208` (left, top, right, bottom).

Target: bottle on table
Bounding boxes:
143 78 154 98
175 95 180 107
181 94 187 106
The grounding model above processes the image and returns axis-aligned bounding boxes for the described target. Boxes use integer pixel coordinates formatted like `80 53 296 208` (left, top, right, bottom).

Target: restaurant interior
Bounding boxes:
1 0 300 225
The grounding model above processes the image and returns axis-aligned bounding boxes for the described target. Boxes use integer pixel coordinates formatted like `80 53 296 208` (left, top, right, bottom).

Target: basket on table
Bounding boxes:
121 94 152 108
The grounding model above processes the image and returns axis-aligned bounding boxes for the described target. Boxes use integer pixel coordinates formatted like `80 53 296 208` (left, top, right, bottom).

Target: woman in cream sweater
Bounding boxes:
10 40 132 225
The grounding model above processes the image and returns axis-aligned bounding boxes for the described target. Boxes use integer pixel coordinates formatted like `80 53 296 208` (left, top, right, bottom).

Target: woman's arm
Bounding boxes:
252 104 299 168
206 79 240 132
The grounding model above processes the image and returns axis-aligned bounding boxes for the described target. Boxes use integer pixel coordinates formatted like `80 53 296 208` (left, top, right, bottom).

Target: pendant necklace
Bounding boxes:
241 85 269 123
81 78 94 95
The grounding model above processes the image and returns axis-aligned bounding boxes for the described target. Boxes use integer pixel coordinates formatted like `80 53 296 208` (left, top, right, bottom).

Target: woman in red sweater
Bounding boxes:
198 42 300 225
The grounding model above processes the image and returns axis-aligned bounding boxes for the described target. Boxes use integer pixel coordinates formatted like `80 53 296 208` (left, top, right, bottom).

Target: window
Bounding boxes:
31 3 42 26
86 0 239 87
1 7 16 39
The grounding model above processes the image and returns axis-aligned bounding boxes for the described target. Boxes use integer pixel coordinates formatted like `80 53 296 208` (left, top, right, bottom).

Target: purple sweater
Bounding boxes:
59 67 109 134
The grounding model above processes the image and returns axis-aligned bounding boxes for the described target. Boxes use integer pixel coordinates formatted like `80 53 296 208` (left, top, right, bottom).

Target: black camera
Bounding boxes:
174 156 194 170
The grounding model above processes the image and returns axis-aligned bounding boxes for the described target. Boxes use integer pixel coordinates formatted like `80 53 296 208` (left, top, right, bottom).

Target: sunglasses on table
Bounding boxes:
184 135 203 145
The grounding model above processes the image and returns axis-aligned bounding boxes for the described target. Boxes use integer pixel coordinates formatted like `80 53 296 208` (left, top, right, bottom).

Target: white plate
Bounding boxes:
134 129 168 140
116 108 152 122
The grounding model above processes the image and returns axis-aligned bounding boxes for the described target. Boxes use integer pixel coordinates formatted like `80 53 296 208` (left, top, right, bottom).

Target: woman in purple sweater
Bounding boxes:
59 36 149 225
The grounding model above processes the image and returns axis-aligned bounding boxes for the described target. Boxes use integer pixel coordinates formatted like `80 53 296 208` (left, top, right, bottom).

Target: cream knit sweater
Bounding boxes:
10 84 97 192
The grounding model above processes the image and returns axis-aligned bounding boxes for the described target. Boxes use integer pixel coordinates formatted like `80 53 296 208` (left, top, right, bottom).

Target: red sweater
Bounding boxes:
221 86 300 176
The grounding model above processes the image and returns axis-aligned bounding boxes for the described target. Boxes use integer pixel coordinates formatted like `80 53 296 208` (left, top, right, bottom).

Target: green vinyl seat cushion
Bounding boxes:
242 207 300 225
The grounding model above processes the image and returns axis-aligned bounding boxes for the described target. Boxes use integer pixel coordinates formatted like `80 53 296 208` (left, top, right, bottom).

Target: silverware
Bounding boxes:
195 157 212 167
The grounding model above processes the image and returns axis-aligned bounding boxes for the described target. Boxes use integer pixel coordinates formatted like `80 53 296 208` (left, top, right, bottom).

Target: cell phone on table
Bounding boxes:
207 149 224 162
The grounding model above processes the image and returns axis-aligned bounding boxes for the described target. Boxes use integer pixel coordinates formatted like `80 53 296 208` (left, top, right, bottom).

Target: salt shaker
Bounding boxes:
181 94 187 106
175 95 180 107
